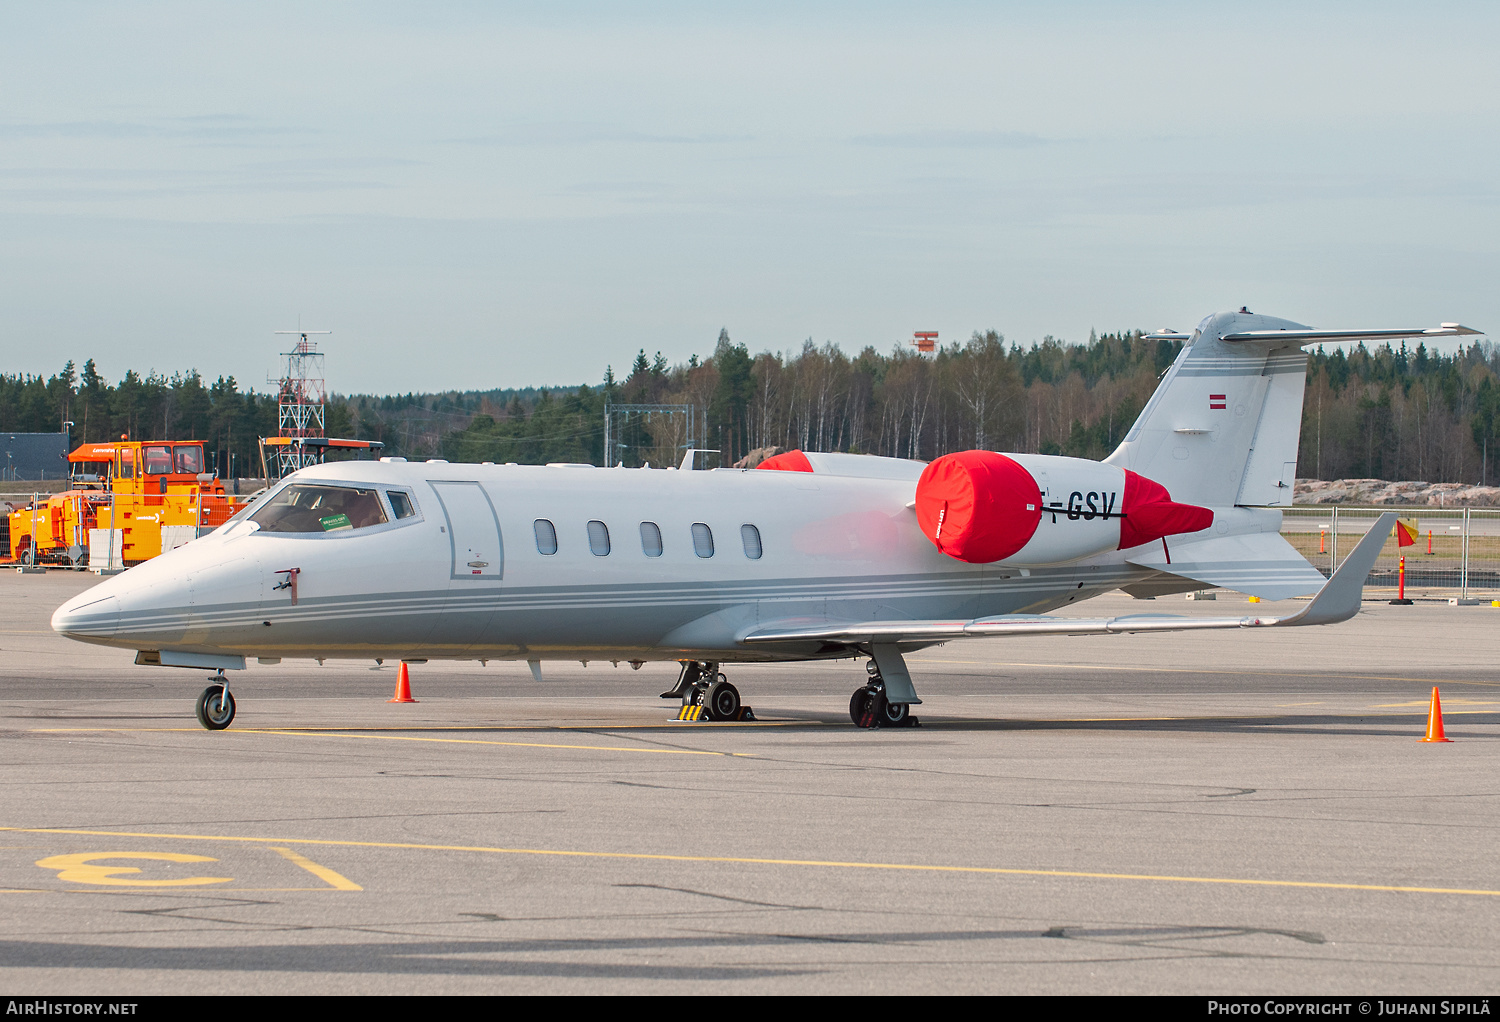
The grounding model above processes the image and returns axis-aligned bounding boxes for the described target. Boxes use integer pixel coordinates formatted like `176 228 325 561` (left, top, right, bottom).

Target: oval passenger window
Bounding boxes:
691 523 714 558
640 522 663 557
588 520 611 556
534 519 558 555
741 524 762 559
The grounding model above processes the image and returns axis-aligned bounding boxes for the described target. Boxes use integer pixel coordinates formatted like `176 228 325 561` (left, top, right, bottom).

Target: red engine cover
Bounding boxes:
915 451 1043 563
756 450 813 472
1117 470 1214 549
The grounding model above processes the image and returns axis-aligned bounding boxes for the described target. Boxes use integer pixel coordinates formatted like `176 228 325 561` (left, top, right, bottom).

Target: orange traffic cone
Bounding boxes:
1420 686 1451 743
388 662 418 703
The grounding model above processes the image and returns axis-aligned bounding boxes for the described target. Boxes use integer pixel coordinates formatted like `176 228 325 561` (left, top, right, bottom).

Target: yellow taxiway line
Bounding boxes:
270 846 362 891
3 825 1498 899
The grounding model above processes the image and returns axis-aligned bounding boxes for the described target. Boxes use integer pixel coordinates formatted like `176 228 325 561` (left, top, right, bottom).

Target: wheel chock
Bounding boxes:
672 703 756 723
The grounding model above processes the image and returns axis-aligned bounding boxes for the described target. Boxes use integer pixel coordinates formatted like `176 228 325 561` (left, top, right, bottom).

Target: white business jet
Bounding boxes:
51 310 1476 730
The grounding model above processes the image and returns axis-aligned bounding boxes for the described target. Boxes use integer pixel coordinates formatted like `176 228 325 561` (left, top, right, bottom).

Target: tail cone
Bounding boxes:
1420 686 1451 743
389 662 418 704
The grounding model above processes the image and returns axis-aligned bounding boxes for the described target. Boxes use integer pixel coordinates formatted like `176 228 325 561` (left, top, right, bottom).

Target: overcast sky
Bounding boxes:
1 2 1496 394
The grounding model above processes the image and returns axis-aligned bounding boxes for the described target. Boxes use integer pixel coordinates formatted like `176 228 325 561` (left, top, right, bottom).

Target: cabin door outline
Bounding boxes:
428 480 504 581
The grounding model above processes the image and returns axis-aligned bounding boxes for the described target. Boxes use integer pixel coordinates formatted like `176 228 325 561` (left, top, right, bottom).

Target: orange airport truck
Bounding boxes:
7 439 243 567
6 435 384 567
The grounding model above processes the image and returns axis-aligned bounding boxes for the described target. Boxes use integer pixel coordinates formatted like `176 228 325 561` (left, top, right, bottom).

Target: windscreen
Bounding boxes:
248 483 390 533
143 446 172 475
175 445 204 474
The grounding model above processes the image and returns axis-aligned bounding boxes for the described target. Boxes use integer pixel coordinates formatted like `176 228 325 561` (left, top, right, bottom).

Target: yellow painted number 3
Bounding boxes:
36 852 233 887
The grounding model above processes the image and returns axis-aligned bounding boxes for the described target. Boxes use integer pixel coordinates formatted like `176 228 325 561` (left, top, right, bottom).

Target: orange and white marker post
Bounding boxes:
1421 687 1452 743
1390 555 1413 605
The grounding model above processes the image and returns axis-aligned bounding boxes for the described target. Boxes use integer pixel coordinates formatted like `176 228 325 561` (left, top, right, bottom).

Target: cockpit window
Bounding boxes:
387 491 415 519
249 484 390 533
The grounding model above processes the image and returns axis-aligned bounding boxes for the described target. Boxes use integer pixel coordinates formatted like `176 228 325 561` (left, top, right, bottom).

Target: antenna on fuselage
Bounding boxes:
678 448 721 471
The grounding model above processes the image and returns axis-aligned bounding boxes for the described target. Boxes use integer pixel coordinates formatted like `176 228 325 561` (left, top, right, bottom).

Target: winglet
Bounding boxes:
1272 512 1396 627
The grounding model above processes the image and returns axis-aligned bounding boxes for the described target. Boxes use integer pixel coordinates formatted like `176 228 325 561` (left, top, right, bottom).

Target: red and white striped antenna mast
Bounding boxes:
270 329 330 476
911 331 938 354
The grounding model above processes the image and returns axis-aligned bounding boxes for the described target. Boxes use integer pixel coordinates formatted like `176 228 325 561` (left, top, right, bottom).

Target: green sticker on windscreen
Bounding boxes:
319 513 352 531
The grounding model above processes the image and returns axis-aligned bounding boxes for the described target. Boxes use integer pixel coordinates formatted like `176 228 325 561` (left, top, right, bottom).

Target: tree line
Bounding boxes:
5 331 1500 483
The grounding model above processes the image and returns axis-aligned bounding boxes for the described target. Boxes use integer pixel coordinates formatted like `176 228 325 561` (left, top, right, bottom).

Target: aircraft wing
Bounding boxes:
742 513 1395 647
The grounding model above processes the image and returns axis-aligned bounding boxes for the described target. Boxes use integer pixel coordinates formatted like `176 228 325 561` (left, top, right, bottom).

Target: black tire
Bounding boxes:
195 686 236 730
876 698 911 728
705 681 741 721
850 686 880 728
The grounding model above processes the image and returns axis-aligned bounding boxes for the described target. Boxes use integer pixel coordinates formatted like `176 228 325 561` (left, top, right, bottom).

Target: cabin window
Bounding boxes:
388 491 416 520
534 518 558 555
640 522 663 557
174 445 204 475
691 523 714 558
588 520 611 556
249 484 390 533
143 445 172 475
741 524 762 559
118 449 134 479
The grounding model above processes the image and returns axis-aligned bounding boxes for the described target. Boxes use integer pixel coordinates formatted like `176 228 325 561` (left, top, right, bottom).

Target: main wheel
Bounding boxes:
850 686 880 728
195 686 236 730
876 698 910 728
704 680 741 721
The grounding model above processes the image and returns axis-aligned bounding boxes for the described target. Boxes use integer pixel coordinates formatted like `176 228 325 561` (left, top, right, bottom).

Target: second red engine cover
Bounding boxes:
915 451 1043 563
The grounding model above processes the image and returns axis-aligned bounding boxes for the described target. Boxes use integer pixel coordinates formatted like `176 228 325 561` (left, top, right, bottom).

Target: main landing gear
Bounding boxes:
661 661 755 721
195 670 236 730
850 646 921 729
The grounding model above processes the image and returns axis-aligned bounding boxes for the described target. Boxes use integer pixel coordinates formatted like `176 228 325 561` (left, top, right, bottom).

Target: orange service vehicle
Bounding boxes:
7 438 243 567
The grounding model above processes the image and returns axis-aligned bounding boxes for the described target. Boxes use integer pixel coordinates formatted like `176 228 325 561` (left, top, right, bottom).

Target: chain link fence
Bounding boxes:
1281 506 1500 598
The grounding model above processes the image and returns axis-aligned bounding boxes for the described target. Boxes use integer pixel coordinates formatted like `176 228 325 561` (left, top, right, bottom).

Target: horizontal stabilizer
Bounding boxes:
740 513 1395 646
1145 324 1481 345
1125 531 1328 600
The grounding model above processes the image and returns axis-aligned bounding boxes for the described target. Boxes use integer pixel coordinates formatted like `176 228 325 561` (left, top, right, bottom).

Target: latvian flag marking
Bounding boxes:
1209 393 1227 410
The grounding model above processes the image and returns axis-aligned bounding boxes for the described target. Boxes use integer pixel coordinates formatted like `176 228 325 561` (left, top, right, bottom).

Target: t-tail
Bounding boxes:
1100 309 1480 598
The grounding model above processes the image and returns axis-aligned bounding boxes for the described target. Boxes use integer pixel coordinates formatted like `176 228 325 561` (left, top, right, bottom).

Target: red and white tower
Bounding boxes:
272 329 329 476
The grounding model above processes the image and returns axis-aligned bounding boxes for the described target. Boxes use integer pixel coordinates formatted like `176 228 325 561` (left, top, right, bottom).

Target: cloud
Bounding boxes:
849 129 1051 149
445 122 747 146
0 116 313 142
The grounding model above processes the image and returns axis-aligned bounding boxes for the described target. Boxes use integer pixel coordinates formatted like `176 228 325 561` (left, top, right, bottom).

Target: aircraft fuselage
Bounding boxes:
51 458 1205 665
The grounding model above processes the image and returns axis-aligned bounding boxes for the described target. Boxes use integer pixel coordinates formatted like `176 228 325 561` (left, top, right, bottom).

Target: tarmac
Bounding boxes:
1 570 1498 994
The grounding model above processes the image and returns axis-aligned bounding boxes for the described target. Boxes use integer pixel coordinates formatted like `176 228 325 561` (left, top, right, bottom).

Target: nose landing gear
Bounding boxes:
664 661 755 721
195 670 236 730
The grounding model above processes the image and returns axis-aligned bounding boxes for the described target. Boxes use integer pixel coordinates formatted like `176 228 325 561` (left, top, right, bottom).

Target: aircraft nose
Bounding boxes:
51 592 121 639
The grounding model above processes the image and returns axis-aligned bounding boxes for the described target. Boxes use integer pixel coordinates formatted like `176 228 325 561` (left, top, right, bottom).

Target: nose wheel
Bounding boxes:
195 671 236 730
665 661 755 721
706 679 741 720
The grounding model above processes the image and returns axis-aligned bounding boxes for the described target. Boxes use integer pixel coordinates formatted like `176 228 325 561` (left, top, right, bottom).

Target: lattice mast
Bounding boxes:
271 329 329 476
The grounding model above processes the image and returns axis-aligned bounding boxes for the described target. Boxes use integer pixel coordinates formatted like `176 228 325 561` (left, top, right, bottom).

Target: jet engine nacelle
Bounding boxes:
914 450 1213 566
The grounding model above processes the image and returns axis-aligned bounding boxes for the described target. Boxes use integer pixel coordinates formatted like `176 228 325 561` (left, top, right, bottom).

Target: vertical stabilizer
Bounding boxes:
1105 311 1308 508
